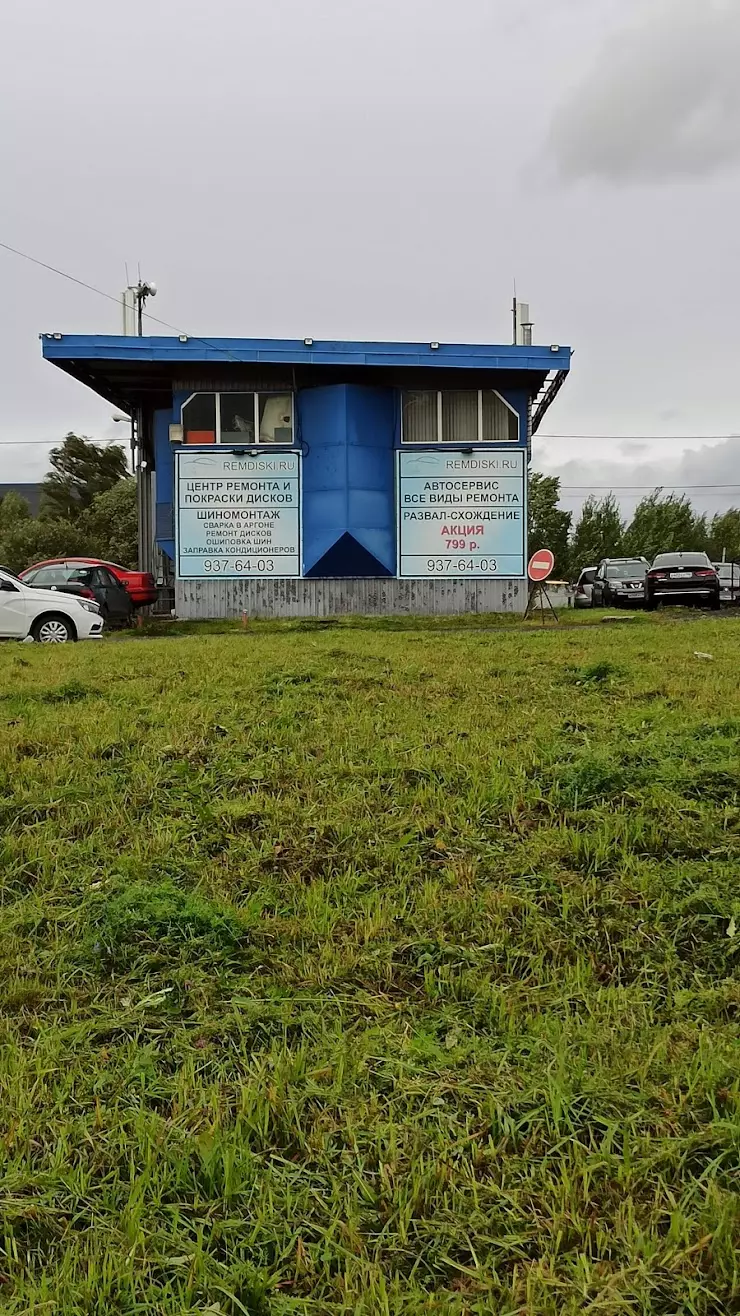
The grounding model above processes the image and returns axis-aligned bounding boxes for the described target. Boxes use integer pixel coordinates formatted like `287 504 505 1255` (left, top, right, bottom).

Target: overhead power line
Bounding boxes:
3 238 739 484
534 442 737 447
0 439 125 446
0 240 128 314
0 238 242 362
558 483 740 491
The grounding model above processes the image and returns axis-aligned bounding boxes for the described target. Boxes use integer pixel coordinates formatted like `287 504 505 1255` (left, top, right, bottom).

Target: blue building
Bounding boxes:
41 335 571 616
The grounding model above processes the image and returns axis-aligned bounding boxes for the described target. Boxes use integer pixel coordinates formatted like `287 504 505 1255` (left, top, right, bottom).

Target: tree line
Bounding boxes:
528 473 740 580
0 435 137 574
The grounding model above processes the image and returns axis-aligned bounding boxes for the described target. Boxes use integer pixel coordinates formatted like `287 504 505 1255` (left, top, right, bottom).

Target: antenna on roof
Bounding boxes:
121 273 158 335
122 285 136 335
514 298 533 347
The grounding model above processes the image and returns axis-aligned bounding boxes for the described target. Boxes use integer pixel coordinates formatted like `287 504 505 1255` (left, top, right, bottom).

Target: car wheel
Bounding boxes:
32 614 75 644
645 598 656 612
711 595 721 611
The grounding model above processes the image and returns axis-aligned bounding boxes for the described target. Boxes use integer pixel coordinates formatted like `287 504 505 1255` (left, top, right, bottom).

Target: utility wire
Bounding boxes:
0 439 125 446
0 241 127 314
0 239 243 362
4 238 740 439
3 239 740 484
534 442 737 447
558 483 740 491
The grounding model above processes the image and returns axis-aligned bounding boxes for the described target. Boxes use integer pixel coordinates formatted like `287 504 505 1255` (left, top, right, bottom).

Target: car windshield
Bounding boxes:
606 562 646 579
579 569 596 584
0 566 21 583
652 554 711 569
25 566 84 586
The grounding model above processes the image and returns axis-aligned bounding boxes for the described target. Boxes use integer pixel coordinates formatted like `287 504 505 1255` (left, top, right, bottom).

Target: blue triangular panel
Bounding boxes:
305 532 392 579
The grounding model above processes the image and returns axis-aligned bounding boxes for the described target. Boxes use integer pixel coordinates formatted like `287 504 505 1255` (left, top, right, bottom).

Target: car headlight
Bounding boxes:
79 600 101 615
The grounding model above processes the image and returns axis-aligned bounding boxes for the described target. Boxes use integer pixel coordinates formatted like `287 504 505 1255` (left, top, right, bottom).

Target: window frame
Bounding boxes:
180 391 295 446
400 389 519 445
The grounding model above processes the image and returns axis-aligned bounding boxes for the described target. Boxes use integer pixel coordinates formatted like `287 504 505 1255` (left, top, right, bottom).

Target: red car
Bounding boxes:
20 558 157 608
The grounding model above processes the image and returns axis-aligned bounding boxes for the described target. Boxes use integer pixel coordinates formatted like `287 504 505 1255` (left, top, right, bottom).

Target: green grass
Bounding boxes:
1 615 740 1314
121 607 642 640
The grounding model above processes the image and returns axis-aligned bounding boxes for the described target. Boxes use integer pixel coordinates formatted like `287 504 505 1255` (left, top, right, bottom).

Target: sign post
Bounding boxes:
524 548 558 623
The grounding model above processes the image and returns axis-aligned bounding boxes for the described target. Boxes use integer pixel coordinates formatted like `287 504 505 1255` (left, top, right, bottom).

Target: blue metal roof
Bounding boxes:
41 334 571 373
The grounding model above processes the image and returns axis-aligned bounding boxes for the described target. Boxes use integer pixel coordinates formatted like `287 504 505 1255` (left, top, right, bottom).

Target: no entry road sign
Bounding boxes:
528 549 555 582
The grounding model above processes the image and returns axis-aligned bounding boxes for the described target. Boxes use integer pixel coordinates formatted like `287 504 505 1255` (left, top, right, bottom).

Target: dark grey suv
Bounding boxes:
591 558 650 608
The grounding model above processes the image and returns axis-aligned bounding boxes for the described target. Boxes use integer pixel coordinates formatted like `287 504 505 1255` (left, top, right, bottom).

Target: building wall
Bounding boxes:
301 385 396 576
157 377 530 614
153 407 176 559
0 483 43 517
176 576 526 618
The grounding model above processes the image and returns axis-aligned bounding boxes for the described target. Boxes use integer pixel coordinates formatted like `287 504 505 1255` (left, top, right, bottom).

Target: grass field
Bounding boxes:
1 614 740 1314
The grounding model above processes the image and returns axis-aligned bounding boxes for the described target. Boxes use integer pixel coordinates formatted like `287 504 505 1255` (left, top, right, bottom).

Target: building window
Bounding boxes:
482 391 519 443
220 393 257 442
182 393 217 445
180 392 294 445
402 391 438 444
258 394 294 443
441 391 479 444
401 390 519 443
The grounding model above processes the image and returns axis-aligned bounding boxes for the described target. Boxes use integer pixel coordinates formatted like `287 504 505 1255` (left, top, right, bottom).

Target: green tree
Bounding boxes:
0 518 90 575
570 494 624 572
528 472 572 578
80 479 137 568
40 434 128 521
622 490 708 562
0 439 137 575
0 491 32 532
706 509 740 564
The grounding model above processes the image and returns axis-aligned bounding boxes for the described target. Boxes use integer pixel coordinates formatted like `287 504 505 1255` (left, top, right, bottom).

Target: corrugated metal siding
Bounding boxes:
155 501 174 539
176 578 526 619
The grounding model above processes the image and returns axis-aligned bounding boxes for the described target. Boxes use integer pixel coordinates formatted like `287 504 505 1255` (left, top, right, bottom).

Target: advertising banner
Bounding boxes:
397 448 526 578
176 449 301 578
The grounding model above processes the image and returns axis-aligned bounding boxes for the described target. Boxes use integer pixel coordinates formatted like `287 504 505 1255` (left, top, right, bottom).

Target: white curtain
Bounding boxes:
403 391 438 443
482 392 518 442
441 391 478 444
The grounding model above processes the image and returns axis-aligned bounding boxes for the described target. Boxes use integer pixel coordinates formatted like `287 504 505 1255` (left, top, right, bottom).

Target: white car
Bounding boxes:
715 562 740 606
0 567 104 643
573 566 597 609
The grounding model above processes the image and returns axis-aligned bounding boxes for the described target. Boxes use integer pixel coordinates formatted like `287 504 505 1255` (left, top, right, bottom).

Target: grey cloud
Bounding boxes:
550 0 740 182
3 0 740 481
540 436 740 520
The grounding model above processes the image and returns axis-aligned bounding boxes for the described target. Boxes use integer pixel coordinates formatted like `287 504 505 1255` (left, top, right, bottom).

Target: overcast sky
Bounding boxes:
2 0 739 513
